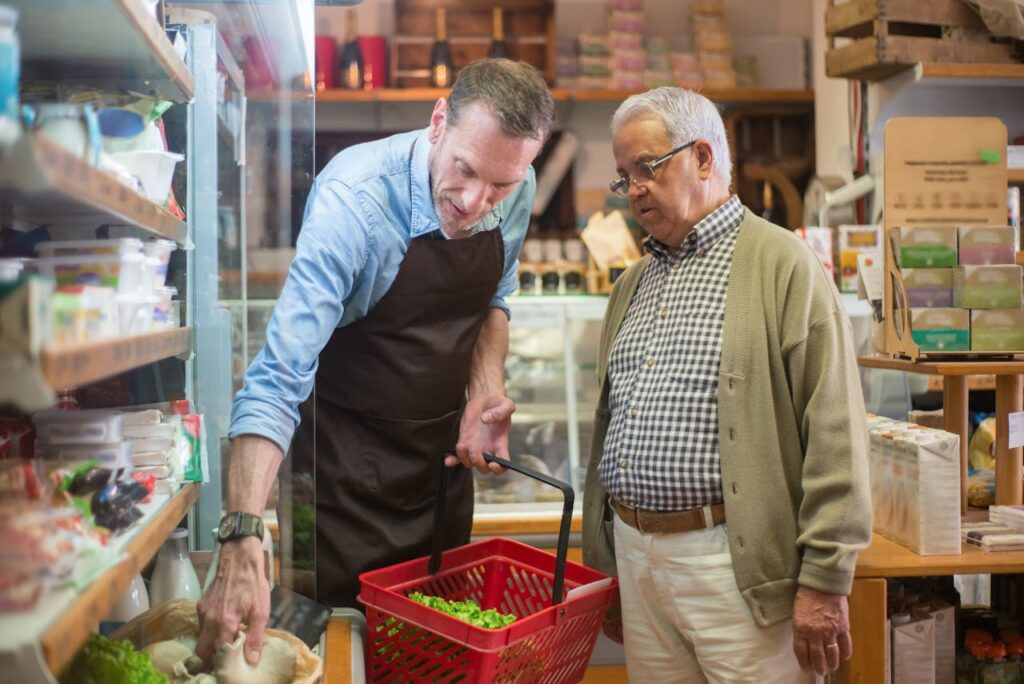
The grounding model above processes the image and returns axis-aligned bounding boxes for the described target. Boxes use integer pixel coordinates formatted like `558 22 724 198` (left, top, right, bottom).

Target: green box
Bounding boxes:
910 308 970 352
971 309 1024 352
895 226 957 268
953 265 1023 309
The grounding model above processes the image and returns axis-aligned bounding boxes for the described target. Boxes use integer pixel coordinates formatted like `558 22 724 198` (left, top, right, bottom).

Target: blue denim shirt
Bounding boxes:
229 127 535 454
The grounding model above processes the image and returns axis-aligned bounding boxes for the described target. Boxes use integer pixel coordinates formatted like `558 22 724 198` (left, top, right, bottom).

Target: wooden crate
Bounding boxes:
826 0 1020 82
392 0 555 88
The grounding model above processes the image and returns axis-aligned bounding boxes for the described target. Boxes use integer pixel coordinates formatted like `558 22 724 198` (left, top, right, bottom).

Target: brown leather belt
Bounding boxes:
612 498 726 534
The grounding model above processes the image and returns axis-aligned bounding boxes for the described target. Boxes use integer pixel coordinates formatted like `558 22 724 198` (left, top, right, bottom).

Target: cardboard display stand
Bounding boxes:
882 117 1011 360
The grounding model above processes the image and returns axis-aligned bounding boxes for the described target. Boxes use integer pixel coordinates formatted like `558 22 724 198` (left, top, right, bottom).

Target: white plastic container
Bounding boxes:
152 286 177 329
117 293 156 335
149 528 202 606
33 409 124 444
35 252 144 295
143 240 176 289
109 150 184 204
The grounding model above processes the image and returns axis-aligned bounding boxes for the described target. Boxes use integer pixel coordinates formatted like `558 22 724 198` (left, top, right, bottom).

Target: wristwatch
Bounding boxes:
216 511 265 544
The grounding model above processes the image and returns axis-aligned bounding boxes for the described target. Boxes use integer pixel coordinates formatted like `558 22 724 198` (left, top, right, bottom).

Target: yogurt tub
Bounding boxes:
152 286 177 329
117 293 156 336
143 240 176 289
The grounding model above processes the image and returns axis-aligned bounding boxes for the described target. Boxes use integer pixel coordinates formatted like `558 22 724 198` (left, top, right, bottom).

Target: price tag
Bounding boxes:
1010 411 1024 450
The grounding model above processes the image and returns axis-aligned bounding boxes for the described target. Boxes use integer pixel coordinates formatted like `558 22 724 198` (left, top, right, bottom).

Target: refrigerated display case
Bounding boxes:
0 1 316 680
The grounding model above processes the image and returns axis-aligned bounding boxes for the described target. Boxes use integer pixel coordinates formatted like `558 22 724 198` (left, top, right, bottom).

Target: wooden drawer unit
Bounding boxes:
392 0 555 88
826 0 1020 81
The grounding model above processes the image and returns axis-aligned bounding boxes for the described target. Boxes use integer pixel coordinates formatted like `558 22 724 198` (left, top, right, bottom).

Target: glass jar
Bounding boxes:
149 528 201 606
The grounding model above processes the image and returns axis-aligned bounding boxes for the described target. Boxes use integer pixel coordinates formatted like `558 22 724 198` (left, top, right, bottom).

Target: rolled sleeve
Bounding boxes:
489 166 535 316
229 179 371 453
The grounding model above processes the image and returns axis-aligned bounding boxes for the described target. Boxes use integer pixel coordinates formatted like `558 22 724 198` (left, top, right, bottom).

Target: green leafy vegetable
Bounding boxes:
408 591 516 629
59 633 167 684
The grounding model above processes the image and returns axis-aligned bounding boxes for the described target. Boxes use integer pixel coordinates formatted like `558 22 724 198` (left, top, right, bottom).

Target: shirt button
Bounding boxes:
659 309 668 319
671 261 681 270
698 249 706 257
630 407 638 417
618 459 629 469
646 357 655 367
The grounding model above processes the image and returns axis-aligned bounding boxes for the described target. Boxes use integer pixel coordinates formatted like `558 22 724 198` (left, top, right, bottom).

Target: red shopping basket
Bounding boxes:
359 453 618 683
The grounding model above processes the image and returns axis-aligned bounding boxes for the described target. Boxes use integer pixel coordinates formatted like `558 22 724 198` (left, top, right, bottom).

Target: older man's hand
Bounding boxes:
792 585 852 676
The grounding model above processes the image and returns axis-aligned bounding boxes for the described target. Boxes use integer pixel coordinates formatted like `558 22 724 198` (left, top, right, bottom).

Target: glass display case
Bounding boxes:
475 295 608 514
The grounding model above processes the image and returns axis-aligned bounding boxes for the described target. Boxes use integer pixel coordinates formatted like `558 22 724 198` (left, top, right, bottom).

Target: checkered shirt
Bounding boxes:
598 196 744 511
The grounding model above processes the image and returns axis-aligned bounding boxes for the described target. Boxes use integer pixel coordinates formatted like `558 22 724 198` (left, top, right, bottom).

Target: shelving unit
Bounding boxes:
40 327 192 389
12 0 193 103
0 134 188 245
1010 169 1024 183
0 484 200 678
315 86 815 104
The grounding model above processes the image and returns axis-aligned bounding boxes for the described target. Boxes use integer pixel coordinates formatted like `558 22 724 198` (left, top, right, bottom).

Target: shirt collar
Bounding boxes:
644 195 744 261
408 126 505 238
410 128 437 237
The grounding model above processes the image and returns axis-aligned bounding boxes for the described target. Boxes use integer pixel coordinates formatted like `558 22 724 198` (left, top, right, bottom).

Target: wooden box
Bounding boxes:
392 0 555 88
826 0 1020 82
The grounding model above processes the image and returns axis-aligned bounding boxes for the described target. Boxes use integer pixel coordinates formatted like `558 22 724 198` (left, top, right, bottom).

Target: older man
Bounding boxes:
582 87 872 682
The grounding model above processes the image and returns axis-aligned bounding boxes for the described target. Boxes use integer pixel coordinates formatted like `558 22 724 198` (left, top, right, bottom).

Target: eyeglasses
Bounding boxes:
609 140 697 197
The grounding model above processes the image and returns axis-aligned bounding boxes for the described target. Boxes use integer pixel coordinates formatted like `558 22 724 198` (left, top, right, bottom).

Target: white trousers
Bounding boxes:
613 515 816 683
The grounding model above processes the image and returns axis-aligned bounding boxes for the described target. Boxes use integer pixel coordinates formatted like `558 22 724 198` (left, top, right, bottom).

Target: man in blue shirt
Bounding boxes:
197 59 555 664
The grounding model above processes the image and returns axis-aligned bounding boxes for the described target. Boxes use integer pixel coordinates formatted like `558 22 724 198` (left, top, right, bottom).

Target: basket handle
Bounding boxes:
431 452 574 607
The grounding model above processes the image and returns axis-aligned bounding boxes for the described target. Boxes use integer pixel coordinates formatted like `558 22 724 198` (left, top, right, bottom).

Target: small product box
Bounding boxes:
957 225 1016 265
838 224 882 292
910 308 969 352
902 268 953 308
953 265 1023 309
891 614 935 683
894 226 957 268
970 309 1024 352
794 227 834 281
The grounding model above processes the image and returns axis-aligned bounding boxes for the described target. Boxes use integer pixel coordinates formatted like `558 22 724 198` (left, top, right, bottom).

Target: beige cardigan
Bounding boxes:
581 209 872 627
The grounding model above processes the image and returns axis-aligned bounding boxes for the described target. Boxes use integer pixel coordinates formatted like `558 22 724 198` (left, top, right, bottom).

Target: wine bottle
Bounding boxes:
489 8 509 59
339 8 364 90
430 8 454 88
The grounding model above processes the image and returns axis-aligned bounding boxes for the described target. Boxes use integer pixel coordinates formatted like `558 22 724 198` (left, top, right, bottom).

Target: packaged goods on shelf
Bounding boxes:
35 238 143 259
902 268 954 308
953 265 1023 309
894 226 958 268
867 418 961 556
33 409 124 444
838 224 882 292
35 252 144 294
578 34 611 57
0 277 54 354
891 613 935 683
794 227 834 281
957 225 1016 265
609 10 644 33
970 309 1024 352
910 308 969 352
1009 187 1020 251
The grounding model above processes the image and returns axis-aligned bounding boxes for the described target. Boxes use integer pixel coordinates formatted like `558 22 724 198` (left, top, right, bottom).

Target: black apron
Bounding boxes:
291 227 505 607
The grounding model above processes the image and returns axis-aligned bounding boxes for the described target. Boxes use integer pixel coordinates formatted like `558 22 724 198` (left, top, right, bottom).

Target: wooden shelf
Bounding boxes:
0 134 188 245
857 532 1024 578
918 62 1024 81
0 484 200 677
926 375 997 392
858 355 1024 375
1017 250 1024 266
41 327 191 389
1010 169 1024 183
13 0 193 102
315 87 815 105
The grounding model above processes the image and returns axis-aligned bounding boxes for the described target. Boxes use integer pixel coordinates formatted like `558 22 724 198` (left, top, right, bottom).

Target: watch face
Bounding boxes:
218 516 235 540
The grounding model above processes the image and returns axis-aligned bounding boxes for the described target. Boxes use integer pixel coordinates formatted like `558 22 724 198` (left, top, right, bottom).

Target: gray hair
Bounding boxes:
448 58 556 142
610 87 732 186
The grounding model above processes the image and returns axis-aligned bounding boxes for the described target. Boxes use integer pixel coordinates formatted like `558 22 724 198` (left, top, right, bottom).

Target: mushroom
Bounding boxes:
213 633 296 684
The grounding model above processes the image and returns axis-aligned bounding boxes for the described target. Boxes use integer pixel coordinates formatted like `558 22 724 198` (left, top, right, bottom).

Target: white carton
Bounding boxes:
929 603 955 684
892 614 935 683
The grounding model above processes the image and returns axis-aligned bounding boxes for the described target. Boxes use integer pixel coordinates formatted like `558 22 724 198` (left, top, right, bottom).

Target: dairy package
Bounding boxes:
894 226 957 268
891 613 935 684
953 265 1023 309
909 308 969 352
957 225 1016 266
902 268 953 308
929 603 955 684
970 309 1024 352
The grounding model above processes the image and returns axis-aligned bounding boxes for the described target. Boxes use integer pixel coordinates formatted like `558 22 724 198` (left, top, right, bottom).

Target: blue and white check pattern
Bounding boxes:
599 196 744 511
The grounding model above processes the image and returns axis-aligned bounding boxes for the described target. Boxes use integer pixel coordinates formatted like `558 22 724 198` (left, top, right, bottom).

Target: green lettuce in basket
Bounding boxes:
408 592 517 629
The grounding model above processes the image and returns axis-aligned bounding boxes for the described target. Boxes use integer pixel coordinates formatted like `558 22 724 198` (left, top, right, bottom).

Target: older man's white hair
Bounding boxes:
610 87 732 187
